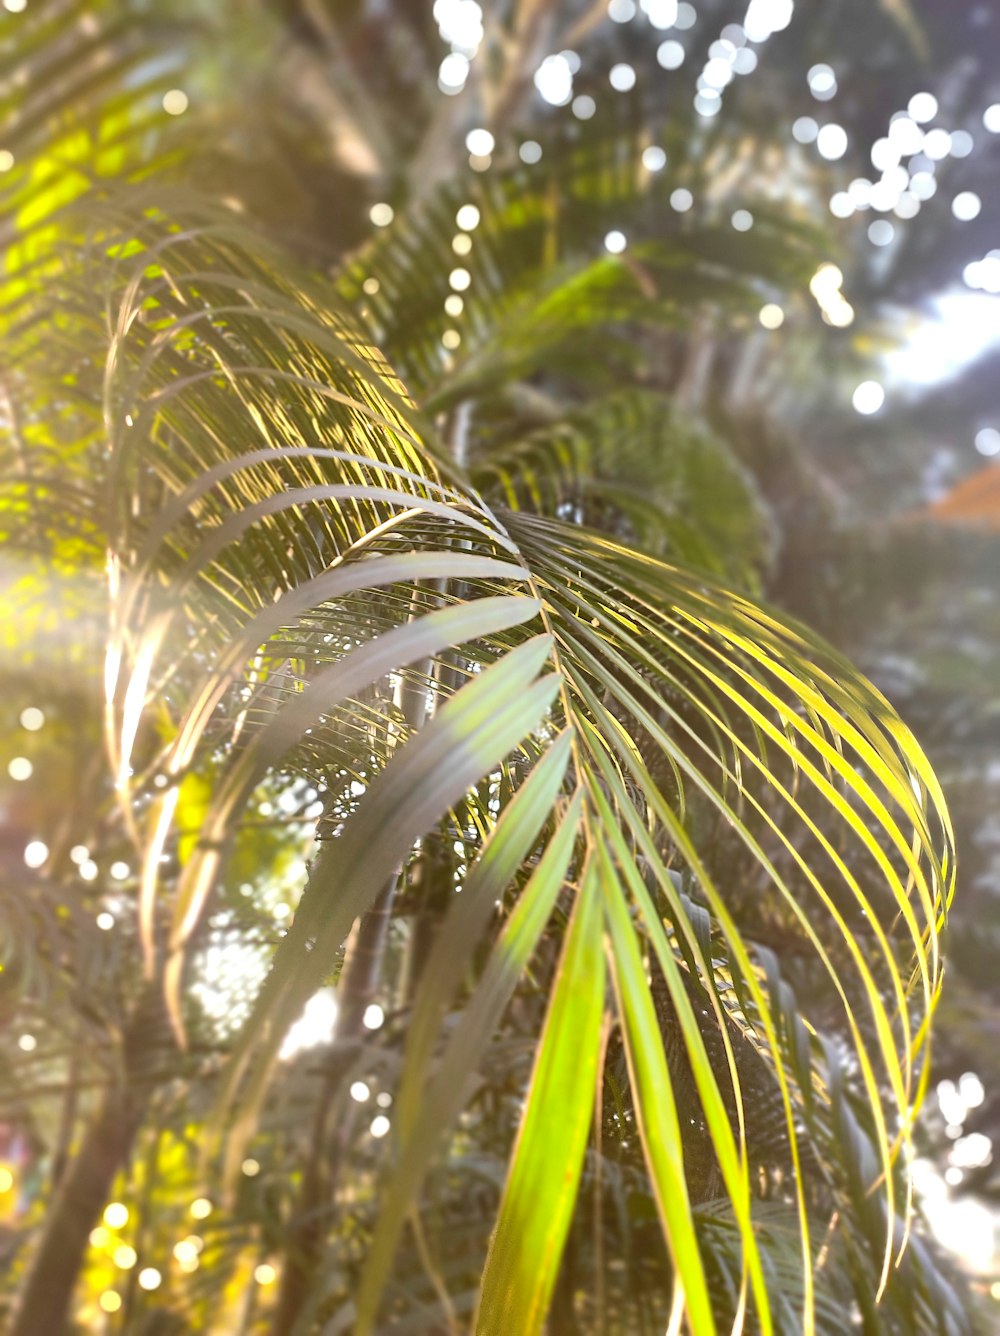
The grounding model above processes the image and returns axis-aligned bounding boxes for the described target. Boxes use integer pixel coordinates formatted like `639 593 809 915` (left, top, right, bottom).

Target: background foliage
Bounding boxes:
1 1 998 1333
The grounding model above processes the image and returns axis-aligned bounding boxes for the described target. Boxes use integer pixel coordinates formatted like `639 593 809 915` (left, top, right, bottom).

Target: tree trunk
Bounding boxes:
11 1089 146 1336
9 987 166 1336
269 876 397 1335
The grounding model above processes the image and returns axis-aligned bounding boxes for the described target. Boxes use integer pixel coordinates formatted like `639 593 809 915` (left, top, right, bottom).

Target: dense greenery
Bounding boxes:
1 2 994 1332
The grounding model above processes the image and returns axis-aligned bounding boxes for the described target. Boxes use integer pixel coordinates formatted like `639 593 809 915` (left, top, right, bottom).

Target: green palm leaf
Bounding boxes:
5 210 949 1332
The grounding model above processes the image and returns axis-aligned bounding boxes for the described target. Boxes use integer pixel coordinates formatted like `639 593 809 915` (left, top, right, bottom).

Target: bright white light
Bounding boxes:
370 1115 391 1138
519 140 542 164
870 174 905 212
8 757 32 781
24 841 48 868
951 1132 992 1170
656 39 685 70
894 192 920 220
694 92 721 117
173 1237 202 1267
880 164 909 195
350 1081 371 1102
609 63 637 92
703 58 734 89
674 1 697 28
444 294 464 316
743 0 794 44
0 150 13 172
70 845 89 864
816 124 848 160
376 1091 392 1108
983 104 1000 134
465 128 495 156
190 1197 212 1219
162 90 188 116
759 303 784 330
3 0 28 13
731 209 754 231
534 54 573 106
910 170 936 201
138 1268 162 1292
369 203 393 227
110 861 129 880
642 145 667 171
80 860 98 881
18 1033 36 1052
888 292 1000 383
871 137 900 172
853 380 885 415
242 1158 260 1176
908 92 938 124
808 64 836 95
20 707 44 730
572 94 596 119
868 219 895 247
452 233 472 255
961 1073 987 1107
950 129 974 158
922 128 952 160
604 230 627 253
362 1003 385 1030
646 0 679 27
809 263 844 299
669 188 693 212
448 267 471 291
608 0 637 22
255 1263 277 1285
435 0 484 51
456 204 480 231
104 1202 129 1228
279 988 338 1060
362 277 379 296
887 116 924 156
925 1192 996 1273
453 1 485 48
439 53 470 91
792 116 818 144
975 429 1000 457
830 192 854 218
732 47 757 75
965 256 1000 294
952 191 981 222
824 300 854 328
848 177 873 208
97 912 115 931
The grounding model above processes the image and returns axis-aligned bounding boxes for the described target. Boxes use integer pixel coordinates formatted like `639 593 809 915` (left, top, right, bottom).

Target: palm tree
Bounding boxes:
0 2 972 1333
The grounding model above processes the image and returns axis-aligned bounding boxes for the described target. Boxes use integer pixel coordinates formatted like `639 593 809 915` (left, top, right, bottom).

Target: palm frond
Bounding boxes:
0 2 963 1310
338 120 824 412
471 387 772 584
11 209 952 1332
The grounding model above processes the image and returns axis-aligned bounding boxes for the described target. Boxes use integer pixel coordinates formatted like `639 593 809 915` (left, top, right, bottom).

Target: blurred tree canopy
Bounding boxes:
1 1 998 1333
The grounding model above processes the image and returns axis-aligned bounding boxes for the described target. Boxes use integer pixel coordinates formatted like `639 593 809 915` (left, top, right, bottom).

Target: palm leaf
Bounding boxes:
471 387 772 584
7 210 950 1332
